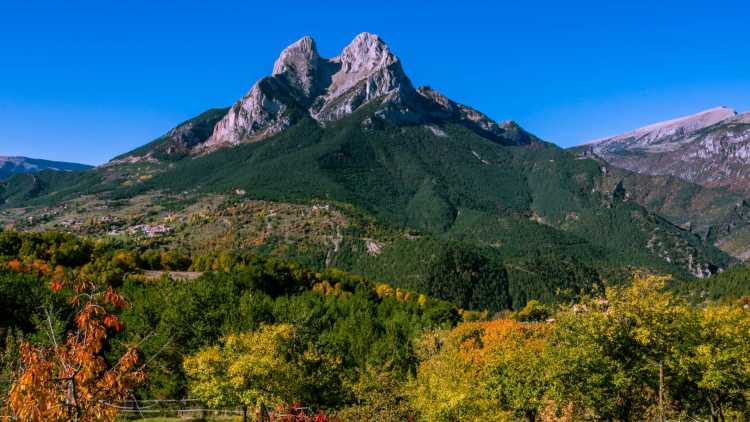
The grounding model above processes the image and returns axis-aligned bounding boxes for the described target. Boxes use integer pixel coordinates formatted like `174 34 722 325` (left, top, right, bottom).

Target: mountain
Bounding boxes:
568 150 750 259
118 33 538 162
0 156 92 180
0 33 736 309
112 109 229 162
583 107 750 193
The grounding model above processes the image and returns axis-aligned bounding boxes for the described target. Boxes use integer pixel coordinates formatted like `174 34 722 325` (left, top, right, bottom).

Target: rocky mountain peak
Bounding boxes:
326 33 400 98
272 36 323 97
272 36 318 75
309 33 413 122
200 33 415 150
338 32 393 67
165 33 528 154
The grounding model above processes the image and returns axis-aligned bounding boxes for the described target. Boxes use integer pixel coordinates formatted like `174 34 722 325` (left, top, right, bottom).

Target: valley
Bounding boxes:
2 30 750 421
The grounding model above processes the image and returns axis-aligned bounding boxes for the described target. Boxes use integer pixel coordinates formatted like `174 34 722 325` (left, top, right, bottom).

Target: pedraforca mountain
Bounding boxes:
8 33 735 280
202 32 463 151
201 32 412 150
583 107 750 194
122 32 539 161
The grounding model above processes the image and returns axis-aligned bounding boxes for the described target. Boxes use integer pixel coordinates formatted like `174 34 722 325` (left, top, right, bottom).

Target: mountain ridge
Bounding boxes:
119 33 540 162
0 33 737 299
581 106 750 195
585 106 738 147
0 156 93 180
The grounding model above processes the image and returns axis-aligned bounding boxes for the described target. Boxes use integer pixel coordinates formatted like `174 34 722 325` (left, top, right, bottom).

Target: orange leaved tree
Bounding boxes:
5 273 145 422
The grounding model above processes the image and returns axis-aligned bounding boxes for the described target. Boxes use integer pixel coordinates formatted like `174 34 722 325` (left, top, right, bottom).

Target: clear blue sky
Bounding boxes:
1 0 749 165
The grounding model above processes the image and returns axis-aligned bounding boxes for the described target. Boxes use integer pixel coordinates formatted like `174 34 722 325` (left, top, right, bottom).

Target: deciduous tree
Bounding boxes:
183 324 312 421
5 276 144 422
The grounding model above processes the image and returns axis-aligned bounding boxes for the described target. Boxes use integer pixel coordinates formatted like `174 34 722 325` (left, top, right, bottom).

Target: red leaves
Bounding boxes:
7 275 144 422
7 258 22 272
103 315 123 333
264 402 340 422
105 287 128 309
50 278 64 293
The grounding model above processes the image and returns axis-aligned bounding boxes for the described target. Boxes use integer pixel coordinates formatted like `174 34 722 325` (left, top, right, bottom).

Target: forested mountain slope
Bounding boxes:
0 33 736 311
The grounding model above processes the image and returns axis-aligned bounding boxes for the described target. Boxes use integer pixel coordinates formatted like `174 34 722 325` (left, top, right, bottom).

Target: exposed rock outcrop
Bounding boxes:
198 32 531 153
272 36 326 99
202 33 416 151
417 86 541 145
310 33 415 122
201 77 297 149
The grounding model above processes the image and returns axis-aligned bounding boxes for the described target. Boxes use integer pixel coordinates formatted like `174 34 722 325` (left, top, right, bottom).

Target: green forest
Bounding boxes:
1 231 749 421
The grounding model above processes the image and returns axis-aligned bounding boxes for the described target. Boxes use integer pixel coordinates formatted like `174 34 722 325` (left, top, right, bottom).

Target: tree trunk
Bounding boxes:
658 360 664 422
242 404 248 422
709 400 718 422
525 409 536 422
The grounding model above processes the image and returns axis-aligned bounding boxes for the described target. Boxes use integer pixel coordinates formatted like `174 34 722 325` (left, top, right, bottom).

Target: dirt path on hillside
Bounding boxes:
141 270 203 280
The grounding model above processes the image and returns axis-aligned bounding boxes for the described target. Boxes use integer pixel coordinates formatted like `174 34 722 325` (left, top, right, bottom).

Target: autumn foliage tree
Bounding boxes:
547 273 750 421
4 270 145 422
676 304 750 421
185 324 306 421
411 319 551 421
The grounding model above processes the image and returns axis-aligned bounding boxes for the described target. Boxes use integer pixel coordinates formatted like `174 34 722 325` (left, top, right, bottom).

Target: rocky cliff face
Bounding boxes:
192 32 538 154
200 33 414 151
113 32 543 163
116 32 541 163
272 36 327 99
585 107 750 193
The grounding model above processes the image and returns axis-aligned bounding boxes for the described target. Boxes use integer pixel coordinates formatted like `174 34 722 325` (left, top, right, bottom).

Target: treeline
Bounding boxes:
0 230 190 271
6 265 747 420
0 230 602 313
0 230 461 417
2 230 750 421
117 268 459 403
413 275 750 421
674 264 750 303
350 238 603 312
124 274 750 421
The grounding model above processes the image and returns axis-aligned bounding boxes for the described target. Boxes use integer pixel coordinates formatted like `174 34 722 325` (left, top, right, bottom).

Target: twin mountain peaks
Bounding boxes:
4 32 750 284
119 31 750 198
119 32 537 162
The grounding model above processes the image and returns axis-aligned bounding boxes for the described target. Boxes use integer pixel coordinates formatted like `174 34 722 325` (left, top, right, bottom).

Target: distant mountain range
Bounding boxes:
582 107 750 194
1 33 744 309
0 156 92 180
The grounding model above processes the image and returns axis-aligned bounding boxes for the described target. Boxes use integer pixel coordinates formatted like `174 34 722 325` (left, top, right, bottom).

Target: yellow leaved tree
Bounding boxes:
676 303 750 421
183 324 312 422
411 319 551 421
